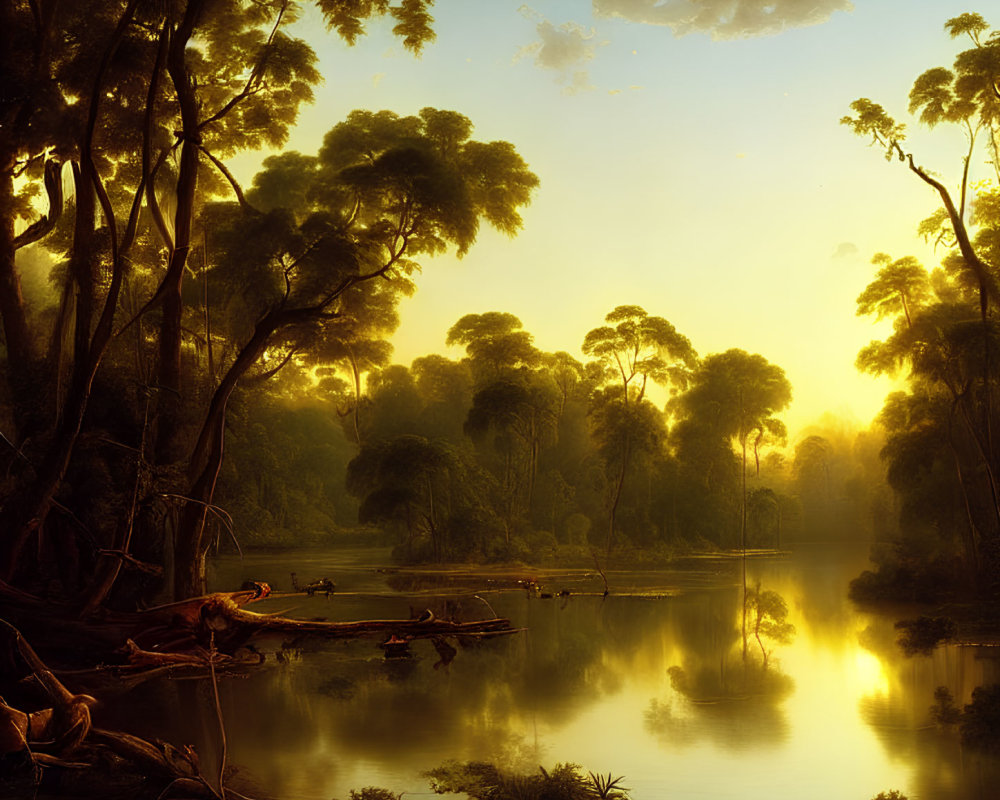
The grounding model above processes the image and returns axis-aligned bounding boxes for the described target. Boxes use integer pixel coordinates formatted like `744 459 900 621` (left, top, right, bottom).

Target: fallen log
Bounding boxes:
0 582 525 797
102 591 521 665
0 579 519 663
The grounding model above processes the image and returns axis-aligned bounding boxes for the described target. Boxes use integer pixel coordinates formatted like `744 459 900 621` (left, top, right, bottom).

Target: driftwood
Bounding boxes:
0 579 518 663
0 581 522 704
0 577 523 798
101 589 521 671
0 620 222 798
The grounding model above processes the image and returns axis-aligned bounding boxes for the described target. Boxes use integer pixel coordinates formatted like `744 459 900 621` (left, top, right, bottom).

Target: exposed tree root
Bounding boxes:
0 620 225 798
0 586 521 797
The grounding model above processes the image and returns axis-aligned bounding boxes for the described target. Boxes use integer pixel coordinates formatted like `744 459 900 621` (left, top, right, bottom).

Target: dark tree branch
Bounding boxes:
245 345 299 385
196 0 288 133
902 151 1000 308
13 158 63 250
197 143 259 213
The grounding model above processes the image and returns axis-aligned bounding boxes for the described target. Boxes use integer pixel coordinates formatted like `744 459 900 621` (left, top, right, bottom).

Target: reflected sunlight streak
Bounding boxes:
851 648 890 697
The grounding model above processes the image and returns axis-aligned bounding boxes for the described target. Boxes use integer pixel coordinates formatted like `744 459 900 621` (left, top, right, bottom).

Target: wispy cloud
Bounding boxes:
516 6 606 94
832 241 859 260
593 0 853 39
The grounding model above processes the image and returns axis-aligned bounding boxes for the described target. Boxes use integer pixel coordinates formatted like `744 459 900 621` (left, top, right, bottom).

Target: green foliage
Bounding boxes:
447 311 541 382
745 487 780 546
582 305 696 401
216 395 358 546
586 772 629 800
673 349 791 448
895 616 958 656
843 12 1000 597
347 788 402 800
840 98 906 159
0 0 551 603
961 684 1000 751
334 303 804 561
316 0 436 52
945 13 989 44
856 253 930 324
931 685 963 726
425 760 630 800
247 151 319 216
347 433 499 560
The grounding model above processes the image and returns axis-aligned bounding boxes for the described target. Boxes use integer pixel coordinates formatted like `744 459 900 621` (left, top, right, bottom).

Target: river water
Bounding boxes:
115 544 1000 799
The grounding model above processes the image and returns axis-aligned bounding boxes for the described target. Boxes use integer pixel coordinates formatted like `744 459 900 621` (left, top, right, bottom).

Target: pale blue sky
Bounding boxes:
234 1 994 435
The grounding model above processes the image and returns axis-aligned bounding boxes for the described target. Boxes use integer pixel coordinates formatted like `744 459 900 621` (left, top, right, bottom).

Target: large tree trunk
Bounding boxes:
153 0 205 465
0 151 39 437
69 162 96 391
0 0 147 584
0 150 136 582
0 4 36 433
174 311 282 598
0 160 97 580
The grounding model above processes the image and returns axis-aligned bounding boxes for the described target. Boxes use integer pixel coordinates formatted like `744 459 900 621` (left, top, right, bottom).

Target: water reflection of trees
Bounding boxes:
131 580 812 796
645 690 791 751
644 584 796 752
855 617 1000 799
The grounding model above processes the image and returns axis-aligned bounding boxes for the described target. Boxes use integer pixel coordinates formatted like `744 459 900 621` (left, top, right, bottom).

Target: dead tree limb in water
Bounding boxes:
592 551 610 597
0 585 521 691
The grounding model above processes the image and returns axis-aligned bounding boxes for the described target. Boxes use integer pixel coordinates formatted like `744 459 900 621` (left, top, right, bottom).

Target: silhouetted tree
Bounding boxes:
844 12 1000 593
446 311 540 385
583 305 696 555
0 2 540 602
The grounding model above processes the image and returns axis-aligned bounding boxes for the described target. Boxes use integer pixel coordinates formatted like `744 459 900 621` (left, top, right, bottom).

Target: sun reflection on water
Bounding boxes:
198 546 1000 800
851 647 890 696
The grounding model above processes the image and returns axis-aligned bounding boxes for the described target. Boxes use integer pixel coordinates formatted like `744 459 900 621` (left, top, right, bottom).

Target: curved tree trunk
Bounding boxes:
0 159 96 579
175 302 322 597
175 318 276 598
0 0 151 583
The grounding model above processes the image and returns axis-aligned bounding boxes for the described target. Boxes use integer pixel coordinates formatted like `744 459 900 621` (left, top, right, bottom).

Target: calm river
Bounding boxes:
109 544 1000 799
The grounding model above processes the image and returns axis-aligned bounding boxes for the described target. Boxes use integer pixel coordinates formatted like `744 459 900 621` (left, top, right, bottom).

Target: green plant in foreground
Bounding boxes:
587 771 630 799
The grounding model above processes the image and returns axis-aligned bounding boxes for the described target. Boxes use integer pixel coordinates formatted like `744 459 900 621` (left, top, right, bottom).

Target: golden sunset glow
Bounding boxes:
223 0 993 437
852 648 890 697
7 4 1000 800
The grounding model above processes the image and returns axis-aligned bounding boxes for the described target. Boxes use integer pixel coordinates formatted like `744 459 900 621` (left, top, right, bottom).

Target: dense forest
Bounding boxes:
0 0 899 611
2 2 1000 798
216 307 894 563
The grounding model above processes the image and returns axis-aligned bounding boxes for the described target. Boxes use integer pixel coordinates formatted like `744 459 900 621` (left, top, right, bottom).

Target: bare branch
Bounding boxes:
197 144 259 213
244 346 299 385
158 493 241 557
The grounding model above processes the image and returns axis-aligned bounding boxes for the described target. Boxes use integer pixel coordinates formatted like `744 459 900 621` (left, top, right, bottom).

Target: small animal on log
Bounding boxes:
290 573 335 596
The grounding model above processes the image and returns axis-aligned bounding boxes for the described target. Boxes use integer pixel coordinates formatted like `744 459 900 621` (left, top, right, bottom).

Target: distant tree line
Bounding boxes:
212 304 891 565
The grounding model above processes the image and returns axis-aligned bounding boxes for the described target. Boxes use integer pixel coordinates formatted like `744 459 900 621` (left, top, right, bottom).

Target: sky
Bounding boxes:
232 0 995 437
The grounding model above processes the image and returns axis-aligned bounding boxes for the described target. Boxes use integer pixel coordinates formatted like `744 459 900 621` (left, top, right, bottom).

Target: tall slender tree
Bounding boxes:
582 305 696 555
